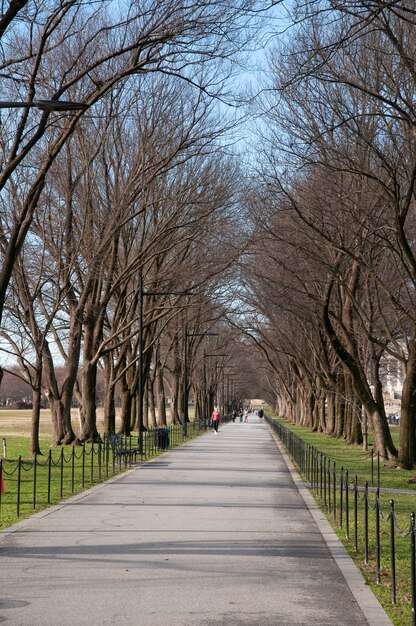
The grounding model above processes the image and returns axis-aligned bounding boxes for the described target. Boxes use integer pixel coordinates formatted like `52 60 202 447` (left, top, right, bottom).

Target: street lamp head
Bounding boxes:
0 99 88 111
35 99 88 111
145 289 193 297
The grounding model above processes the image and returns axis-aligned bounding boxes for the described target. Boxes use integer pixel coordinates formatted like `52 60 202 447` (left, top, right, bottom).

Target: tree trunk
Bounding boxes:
350 402 363 446
79 316 101 442
79 361 100 442
148 378 157 428
119 372 132 436
130 394 137 431
43 315 81 445
171 373 181 425
103 358 116 436
155 361 167 426
325 392 335 435
399 346 416 469
30 353 43 455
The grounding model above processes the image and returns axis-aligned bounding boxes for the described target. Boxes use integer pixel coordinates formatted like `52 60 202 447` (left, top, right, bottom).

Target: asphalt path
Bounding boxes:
0 416 392 625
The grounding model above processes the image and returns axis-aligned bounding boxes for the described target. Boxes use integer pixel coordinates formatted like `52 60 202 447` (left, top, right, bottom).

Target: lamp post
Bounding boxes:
138 277 191 455
203 350 228 430
228 377 239 413
0 99 88 111
183 328 218 436
206 354 228 416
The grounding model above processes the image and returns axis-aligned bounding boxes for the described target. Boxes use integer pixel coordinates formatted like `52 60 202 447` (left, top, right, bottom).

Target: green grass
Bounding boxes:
266 412 415 626
0 422 203 531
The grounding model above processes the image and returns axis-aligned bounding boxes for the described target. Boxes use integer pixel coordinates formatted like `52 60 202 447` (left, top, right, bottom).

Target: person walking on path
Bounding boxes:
211 406 221 434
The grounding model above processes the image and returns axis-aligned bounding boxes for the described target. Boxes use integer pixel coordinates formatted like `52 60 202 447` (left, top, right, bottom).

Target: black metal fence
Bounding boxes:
0 421 201 521
266 415 416 624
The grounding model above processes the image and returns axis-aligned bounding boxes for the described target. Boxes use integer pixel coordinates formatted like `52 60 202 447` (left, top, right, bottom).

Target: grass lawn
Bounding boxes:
266 412 415 626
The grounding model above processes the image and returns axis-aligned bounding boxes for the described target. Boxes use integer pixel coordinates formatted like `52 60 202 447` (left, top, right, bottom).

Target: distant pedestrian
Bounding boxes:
239 410 243 422
258 408 264 421
211 407 221 434
232 410 237 423
244 409 248 423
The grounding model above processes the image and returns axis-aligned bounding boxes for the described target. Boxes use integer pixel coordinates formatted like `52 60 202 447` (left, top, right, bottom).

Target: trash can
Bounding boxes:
154 427 170 450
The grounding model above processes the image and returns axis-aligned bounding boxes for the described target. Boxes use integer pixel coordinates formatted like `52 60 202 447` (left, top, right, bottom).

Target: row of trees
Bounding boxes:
0 0 270 453
241 1 416 468
8 0 411 468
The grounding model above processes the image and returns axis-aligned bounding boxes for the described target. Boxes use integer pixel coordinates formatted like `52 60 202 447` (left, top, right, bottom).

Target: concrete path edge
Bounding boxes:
271 432 393 626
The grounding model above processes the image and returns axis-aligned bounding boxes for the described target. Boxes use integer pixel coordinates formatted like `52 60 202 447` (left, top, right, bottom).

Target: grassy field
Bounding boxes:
0 406 136 442
0 408 202 532
266 412 415 626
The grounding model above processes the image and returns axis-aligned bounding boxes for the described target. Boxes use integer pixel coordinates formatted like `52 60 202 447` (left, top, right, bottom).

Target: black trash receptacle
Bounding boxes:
154 427 170 450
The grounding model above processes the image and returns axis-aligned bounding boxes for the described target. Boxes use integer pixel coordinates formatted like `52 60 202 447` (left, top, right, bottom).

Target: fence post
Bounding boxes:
376 487 380 584
17 455 22 517
371 448 374 486
345 470 349 540
328 462 331 513
411 512 416 626
320 453 323 500
33 453 37 510
47 450 52 504
91 443 95 481
377 451 380 489
364 481 369 565
301 440 305 475
105 436 109 478
323 456 327 507
98 442 102 478
312 447 316 492
71 446 75 494
60 448 64 498
333 461 336 522
354 475 358 552
340 466 344 529
82 444 86 487
390 500 396 605
112 438 116 474
308 444 311 485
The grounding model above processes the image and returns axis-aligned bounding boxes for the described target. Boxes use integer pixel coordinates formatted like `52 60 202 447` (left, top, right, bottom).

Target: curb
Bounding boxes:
271 434 393 626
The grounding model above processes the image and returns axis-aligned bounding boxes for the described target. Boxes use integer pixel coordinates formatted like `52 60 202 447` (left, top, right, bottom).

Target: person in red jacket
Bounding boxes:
211 407 221 434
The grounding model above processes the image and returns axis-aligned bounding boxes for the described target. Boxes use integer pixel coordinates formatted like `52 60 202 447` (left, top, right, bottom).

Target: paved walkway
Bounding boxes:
0 417 392 625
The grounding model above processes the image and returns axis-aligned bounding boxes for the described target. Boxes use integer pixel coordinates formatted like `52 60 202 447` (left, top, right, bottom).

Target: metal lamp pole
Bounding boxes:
138 277 145 456
138 279 192 455
204 353 227 423
183 325 189 436
183 330 218 436
202 351 207 430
